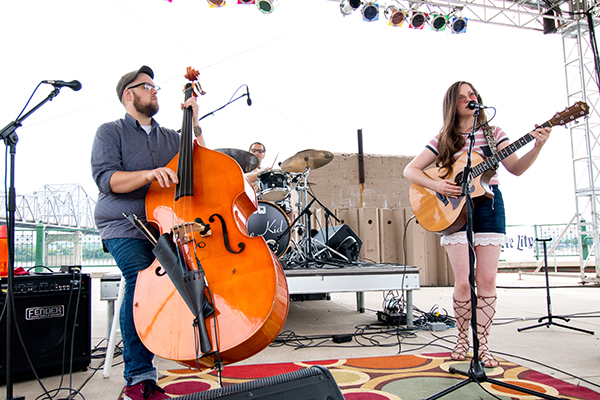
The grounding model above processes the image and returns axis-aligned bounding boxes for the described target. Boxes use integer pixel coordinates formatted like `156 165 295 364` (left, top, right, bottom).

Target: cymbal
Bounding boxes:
215 148 259 173
281 149 334 173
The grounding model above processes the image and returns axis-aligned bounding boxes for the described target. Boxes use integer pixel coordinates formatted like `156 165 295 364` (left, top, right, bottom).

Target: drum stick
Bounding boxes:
270 152 279 169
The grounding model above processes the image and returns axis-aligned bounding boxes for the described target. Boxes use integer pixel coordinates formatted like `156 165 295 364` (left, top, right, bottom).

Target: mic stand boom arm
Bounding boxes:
1 86 60 400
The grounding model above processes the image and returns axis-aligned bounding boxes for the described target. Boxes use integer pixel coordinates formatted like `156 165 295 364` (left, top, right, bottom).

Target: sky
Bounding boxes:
0 0 575 226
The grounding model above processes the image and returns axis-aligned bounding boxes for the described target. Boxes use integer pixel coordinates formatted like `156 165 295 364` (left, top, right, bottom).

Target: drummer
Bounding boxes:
244 142 269 192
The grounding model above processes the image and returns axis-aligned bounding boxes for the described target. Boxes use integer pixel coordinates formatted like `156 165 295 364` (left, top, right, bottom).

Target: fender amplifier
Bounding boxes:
0 272 91 383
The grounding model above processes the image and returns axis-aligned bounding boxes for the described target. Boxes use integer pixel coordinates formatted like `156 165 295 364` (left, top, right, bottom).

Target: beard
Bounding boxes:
132 92 159 118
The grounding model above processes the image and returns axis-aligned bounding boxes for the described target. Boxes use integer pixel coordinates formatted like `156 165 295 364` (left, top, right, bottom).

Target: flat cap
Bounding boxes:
116 65 154 101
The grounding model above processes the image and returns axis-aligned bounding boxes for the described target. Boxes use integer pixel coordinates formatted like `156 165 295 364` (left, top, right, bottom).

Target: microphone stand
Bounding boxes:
198 85 250 122
0 87 60 400
425 109 564 400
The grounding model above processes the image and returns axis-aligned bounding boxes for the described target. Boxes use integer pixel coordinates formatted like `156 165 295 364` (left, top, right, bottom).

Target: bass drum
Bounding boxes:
247 201 290 258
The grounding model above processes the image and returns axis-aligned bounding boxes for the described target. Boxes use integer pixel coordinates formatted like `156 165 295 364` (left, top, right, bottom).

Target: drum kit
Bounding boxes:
218 148 348 267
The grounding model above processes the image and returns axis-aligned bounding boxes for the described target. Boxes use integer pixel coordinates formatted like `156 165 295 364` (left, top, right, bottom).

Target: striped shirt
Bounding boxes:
426 126 509 186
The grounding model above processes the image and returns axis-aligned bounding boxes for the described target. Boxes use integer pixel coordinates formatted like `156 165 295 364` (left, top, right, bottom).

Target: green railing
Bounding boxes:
13 225 116 271
10 223 586 270
499 223 580 262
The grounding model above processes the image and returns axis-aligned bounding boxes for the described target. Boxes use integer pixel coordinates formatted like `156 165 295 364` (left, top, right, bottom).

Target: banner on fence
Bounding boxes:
501 225 536 261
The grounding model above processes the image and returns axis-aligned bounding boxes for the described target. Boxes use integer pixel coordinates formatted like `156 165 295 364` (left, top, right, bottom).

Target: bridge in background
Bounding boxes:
0 184 96 229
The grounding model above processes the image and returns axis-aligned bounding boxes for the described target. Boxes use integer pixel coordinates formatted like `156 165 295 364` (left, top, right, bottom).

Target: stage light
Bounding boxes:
207 0 225 7
408 11 427 29
450 16 468 33
238 0 254 3
384 6 406 27
340 0 362 15
256 0 276 14
430 14 448 31
362 2 379 21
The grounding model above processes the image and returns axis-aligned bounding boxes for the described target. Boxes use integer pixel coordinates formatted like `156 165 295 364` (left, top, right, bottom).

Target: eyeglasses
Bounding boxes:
250 148 265 154
127 82 160 92
458 91 478 104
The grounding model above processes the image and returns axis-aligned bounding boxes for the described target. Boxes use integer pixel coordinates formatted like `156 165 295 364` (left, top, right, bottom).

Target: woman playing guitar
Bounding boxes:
403 81 551 368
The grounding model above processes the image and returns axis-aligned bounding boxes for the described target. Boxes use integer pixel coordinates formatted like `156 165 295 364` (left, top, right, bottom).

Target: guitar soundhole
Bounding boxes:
455 172 463 185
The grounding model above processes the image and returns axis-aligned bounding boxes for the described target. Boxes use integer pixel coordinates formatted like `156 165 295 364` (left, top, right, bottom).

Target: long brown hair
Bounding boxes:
437 81 489 178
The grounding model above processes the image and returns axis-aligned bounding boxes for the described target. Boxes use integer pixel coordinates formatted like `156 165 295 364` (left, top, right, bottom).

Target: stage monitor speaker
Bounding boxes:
171 365 344 399
0 272 92 384
313 224 362 262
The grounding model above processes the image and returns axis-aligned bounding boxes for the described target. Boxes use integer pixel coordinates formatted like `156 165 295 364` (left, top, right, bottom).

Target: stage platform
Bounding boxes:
283 262 420 327
100 262 421 329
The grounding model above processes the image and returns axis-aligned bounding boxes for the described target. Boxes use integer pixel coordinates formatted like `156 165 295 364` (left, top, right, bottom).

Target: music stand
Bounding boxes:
425 109 565 400
517 238 594 335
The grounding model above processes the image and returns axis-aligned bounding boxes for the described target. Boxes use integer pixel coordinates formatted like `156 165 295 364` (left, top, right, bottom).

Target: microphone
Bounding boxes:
42 80 82 91
246 85 252 106
467 100 488 110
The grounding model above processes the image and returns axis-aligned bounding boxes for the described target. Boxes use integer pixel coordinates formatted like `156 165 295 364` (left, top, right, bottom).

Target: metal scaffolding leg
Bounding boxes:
562 20 600 284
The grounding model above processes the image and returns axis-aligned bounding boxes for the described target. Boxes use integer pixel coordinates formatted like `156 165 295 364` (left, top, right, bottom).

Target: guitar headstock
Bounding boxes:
184 66 206 97
549 101 589 127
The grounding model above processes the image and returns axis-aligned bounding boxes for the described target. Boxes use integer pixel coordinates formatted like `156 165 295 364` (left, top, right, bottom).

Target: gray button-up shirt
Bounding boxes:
91 113 180 240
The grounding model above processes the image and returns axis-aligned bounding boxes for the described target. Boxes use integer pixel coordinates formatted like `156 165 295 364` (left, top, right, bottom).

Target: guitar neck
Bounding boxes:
471 121 551 178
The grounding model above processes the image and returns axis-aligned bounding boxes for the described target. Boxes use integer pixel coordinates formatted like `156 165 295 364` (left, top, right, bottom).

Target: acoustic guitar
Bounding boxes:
409 101 589 235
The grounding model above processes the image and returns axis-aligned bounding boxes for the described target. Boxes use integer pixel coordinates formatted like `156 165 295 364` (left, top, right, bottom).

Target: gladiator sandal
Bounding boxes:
476 294 499 368
451 296 471 361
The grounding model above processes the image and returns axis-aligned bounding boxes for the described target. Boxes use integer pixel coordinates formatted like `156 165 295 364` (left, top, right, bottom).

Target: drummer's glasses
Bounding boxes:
127 82 161 92
250 149 265 154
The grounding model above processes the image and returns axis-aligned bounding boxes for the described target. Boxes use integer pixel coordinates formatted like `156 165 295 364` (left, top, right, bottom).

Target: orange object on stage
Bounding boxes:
0 225 8 277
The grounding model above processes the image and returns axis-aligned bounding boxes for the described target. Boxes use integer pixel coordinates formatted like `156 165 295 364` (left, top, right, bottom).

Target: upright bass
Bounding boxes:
132 67 289 370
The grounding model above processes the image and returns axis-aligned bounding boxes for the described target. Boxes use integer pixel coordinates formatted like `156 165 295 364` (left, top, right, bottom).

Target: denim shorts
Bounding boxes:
456 185 506 234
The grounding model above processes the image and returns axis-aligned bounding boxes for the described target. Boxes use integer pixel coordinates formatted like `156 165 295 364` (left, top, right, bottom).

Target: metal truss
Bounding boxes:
337 0 586 31
401 0 575 31
0 184 97 229
562 18 600 283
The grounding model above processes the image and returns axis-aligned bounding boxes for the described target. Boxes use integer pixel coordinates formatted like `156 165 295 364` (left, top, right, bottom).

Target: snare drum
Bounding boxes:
257 169 288 202
246 201 290 257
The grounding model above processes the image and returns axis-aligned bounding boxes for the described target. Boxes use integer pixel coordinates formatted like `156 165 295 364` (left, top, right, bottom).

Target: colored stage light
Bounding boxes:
207 0 225 7
340 0 362 15
384 6 406 27
238 0 254 3
362 2 379 21
431 14 448 31
408 11 427 29
256 0 275 14
450 16 468 33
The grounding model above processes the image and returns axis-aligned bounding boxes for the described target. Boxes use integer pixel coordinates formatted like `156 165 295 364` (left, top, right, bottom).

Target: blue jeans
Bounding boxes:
104 238 157 386
456 185 506 234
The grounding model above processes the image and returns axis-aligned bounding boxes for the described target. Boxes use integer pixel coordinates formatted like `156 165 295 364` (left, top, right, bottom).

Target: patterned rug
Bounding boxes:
138 353 599 399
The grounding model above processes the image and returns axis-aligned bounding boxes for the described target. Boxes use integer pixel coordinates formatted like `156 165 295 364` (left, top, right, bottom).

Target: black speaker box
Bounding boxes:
313 224 362 262
171 365 344 399
0 273 92 384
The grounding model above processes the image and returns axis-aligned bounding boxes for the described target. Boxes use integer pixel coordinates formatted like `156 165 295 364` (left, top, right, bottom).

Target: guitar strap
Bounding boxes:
482 124 499 171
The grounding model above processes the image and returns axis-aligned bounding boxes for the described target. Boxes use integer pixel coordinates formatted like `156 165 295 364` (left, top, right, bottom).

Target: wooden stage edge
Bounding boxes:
282 262 420 328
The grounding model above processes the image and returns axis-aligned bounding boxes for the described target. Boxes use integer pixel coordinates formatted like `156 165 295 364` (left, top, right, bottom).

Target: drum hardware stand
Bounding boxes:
517 238 594 335
276 175 348 267
0 86 61 400
303 190 350 264
425 106 564 400
277 196 321 268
